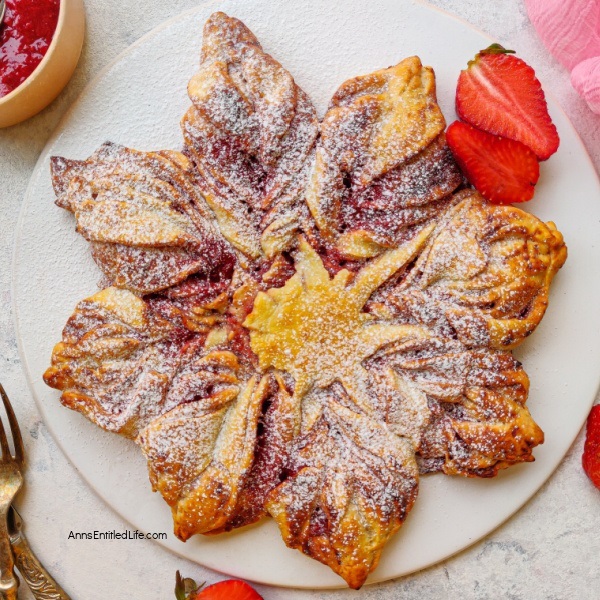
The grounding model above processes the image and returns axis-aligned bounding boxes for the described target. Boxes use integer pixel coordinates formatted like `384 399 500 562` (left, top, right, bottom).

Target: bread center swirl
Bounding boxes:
244 232 431 407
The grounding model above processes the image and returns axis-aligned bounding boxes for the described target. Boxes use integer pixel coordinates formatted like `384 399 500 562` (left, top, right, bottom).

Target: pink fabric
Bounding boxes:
572 56 600 113
526 0 600 114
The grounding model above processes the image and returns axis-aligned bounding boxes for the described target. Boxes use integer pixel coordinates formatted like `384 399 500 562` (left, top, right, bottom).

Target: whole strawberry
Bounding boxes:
582 405 600 489
456 44 559 160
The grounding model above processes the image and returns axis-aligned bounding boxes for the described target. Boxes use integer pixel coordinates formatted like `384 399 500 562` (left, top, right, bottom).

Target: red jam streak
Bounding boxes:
0 0 60 97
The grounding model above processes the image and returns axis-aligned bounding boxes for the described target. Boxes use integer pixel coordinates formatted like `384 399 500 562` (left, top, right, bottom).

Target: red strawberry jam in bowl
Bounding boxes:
0 0 85 128
0 0 61 97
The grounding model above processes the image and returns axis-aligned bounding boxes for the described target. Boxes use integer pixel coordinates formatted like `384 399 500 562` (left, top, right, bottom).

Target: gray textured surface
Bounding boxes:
0 1 599 598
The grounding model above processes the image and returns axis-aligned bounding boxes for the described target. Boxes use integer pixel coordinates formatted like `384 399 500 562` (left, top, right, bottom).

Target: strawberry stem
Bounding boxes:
481 43 515 55
175 571 203 600
175 571 187 600
466 43 516 69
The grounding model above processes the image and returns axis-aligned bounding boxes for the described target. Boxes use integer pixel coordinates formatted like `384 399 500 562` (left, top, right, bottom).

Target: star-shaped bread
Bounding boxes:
43 12 567 589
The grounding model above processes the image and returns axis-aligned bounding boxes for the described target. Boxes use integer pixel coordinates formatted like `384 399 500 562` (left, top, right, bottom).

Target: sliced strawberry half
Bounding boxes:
193 580 264 600
446 120 540 205
456 44 559 160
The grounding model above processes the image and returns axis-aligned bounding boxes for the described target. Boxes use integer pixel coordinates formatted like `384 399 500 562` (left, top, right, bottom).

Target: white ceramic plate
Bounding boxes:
13 0 600 589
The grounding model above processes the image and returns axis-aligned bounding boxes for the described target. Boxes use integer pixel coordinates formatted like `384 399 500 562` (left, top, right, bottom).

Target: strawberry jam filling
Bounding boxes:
0 0 60 98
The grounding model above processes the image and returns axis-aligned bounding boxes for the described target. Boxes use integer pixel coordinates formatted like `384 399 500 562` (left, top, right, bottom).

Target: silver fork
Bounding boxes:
0 1 5 28
0 384 24 600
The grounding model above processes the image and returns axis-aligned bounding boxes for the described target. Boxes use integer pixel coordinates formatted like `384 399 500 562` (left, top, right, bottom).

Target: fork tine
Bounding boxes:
0 384 24 465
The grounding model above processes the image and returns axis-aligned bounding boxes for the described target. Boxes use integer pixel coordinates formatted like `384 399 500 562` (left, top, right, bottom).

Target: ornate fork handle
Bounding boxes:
10 532 70 600
0 513 19 600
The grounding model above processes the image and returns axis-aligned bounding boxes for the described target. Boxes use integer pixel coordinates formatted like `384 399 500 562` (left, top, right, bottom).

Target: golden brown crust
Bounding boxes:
385 338 543 476
306 57 461 258
265 401 419 590
42 287 241 439
138 374 269 539
50 142 233 294
181 12 318 259
374 189 568 349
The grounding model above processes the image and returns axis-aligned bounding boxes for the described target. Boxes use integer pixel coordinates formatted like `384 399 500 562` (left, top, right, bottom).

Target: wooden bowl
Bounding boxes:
0 0 85 128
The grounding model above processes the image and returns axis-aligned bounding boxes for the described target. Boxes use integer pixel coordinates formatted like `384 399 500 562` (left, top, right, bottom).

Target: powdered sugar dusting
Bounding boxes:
182 12 318 260
51 142 234 294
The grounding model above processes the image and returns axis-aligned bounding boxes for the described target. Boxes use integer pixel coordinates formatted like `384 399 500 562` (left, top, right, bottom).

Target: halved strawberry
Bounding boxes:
446 120 540 205
193 580 264 600
456 44 559 160
582 405 600 490
175 572 263 600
